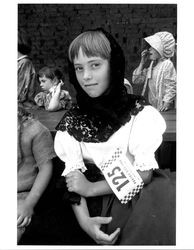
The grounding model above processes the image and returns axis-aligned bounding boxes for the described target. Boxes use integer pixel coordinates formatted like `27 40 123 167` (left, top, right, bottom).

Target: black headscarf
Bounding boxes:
56 28 147 142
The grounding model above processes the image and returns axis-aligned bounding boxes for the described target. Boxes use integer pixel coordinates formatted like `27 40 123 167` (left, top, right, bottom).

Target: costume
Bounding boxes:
54 103 175 245
133 58 176 110
18 55 36 104
54 28 176 245
132 31 176 110
34 86 72 110
18 115 56 235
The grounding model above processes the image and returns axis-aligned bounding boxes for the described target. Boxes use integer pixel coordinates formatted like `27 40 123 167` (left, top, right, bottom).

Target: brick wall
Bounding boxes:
18 4 177 97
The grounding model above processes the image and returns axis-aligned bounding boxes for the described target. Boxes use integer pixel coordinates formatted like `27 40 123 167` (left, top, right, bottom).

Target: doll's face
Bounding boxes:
149 47 161 61
39 75 56 91
73 48 110 98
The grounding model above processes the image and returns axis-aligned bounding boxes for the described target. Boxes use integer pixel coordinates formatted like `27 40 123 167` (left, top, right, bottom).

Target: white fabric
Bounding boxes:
124 78 133 94
144 31 175 58
133 58 176 110
17 55 28 62
54 131 87 176
54 106 166 175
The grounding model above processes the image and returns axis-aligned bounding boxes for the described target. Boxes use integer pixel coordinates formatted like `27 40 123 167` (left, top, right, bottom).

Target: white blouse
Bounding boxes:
54 105 166 176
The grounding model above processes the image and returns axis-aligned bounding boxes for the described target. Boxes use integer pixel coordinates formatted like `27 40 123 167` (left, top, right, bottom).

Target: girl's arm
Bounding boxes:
18 122 55 228
72 196 120 244
66 171 112 197
17 160 53 227
24 160 53 208
47 82 63 111
66 169 152 198
132 50 149 85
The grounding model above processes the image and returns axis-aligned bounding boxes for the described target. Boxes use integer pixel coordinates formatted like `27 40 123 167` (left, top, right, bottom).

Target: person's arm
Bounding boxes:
17 160 53 227
66 170 112 197
132 50 149 85
47 81 63 111
137 169 153 185
65 167 153 198
72 196 120 245
129 105 166 183
18 122 55 228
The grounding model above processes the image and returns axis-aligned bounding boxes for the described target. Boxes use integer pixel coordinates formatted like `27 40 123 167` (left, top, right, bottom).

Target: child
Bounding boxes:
34 67 72 111
54 28 175 245
17 107 55 243
18 28 37 108
132 31 176 111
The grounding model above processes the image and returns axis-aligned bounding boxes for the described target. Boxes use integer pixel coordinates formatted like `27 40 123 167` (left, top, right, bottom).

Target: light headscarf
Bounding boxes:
144 31 175 58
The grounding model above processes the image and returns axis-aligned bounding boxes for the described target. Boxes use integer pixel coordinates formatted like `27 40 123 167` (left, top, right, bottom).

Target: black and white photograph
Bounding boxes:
1 0 194 249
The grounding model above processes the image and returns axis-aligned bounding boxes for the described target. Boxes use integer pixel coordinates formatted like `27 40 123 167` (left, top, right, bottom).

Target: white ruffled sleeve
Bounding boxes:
54 131 87 176
128 106 166 171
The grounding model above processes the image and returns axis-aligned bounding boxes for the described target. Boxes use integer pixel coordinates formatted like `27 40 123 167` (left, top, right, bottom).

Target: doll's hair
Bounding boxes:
18 28 32 55
68 30 111 62
38 66 64 81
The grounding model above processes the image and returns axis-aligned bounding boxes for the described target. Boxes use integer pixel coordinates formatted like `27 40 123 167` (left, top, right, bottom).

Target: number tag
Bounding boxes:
100 148 144 203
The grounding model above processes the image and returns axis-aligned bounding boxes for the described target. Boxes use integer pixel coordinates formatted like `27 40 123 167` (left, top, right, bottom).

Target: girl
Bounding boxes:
54 28 175 245
34 67 72 111
132 31 176 111
17 107 55 243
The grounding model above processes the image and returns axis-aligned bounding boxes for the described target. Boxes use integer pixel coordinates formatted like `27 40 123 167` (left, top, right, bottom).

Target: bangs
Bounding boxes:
68 31 111 62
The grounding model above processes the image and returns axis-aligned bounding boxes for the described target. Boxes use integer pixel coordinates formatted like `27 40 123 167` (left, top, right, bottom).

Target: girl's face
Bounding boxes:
39 75 55 91
149 47 161 61
73 48 110 98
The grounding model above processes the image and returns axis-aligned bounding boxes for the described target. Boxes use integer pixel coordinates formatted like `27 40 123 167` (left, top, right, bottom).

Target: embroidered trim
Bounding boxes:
56 99 147 143
61 161 87 177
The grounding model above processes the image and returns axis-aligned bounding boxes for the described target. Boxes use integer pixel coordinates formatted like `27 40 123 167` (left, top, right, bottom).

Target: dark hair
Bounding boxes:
18 28 32 54
38 66 64 81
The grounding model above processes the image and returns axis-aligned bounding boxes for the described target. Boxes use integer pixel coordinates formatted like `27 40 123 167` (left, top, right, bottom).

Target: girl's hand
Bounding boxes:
66 170 92 197
140 49 150 65
17 201 34 228
55 81 63 95
82 216 120 245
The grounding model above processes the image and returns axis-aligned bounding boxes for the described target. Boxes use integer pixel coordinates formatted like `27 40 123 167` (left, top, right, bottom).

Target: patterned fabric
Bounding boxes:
18 55 36 104
56 98 146 143
120 183 144 204
34 87 72 110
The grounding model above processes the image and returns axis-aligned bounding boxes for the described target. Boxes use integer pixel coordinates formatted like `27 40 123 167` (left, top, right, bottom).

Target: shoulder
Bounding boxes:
133 105 166 133
159 58 175 69
18 57 33 67
23 118 50 137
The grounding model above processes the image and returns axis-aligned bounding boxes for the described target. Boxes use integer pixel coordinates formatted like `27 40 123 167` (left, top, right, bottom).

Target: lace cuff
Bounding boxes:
61 161 87 176
133 155 159 171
